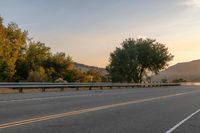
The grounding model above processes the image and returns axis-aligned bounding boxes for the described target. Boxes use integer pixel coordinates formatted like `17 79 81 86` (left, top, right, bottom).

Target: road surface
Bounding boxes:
0 86 200 133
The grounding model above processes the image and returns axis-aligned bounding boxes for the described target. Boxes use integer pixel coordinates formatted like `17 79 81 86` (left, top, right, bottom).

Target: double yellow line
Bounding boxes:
1 90 200 129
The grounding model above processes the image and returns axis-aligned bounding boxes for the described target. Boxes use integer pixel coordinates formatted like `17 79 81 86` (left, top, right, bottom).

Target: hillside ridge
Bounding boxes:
152 59 200 82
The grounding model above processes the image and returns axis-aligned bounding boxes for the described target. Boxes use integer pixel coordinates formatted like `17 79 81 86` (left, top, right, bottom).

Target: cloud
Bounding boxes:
182 0 200 8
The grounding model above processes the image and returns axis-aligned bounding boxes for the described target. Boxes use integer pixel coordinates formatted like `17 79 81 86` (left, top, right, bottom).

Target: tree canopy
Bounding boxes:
106 38 174 83
0 16 173 83
0 17 27 81
0 16 106 82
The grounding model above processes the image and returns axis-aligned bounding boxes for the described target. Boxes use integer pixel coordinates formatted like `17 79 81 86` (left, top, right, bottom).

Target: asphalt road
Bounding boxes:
0 86 200 133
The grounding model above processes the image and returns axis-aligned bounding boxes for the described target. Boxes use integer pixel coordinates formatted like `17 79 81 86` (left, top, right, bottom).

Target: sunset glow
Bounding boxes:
1 0 200 67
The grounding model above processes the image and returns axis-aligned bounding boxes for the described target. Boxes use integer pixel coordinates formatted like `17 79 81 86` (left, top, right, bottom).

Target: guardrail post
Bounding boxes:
89 87 92 90
100 86 103 90
19 88 23 93
42 88 45 92
76 87 79 91
110 86 112 89
60 88 64 91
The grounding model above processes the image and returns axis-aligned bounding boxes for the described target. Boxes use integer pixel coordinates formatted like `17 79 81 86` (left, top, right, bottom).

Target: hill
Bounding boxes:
74 62 107 76
152 59 200 82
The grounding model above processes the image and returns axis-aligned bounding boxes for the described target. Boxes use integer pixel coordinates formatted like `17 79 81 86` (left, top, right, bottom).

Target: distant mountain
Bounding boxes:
74 62 107 76
152 59 200 82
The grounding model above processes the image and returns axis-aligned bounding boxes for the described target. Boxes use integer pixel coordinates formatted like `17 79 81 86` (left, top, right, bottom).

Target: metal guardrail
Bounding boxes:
0 82 181 93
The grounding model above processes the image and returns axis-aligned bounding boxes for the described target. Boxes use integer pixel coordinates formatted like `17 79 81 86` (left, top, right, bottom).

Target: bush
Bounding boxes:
28 67 47 82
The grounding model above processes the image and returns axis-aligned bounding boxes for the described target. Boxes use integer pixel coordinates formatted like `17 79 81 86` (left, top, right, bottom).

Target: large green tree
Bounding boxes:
15 41 51 81
0 17 27 81
15 42 74 81
106 38 174 83
43 52 73 81
26 41 51 71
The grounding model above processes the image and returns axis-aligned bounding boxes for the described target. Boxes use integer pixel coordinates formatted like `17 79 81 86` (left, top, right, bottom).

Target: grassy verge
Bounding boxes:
0 87 112 94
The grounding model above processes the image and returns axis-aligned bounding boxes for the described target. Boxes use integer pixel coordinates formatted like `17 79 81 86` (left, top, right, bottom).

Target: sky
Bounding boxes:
0 0 200 67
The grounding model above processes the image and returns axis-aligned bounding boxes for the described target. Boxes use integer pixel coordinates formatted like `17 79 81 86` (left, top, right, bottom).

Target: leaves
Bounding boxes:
0 17 27 81
107 38 174 83
28 66 47 82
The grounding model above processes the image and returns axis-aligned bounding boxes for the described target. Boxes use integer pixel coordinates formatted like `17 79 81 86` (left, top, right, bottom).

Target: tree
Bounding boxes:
0 17 27 81
0 16 79 82
26 41 51 71
15 41 51 80
14 41 74 82
106 38 174 83
14 54 29 81
43 52 73 81
87 69 102 82
68 69 88 82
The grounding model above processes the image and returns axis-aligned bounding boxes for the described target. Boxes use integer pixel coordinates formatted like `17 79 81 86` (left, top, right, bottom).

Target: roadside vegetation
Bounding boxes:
106 38 174 83
0 16 106 82
0 16 173 83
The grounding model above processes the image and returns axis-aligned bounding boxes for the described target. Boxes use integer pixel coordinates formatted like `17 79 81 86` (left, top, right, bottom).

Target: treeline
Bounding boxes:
0 16 174 83
0 17 107 82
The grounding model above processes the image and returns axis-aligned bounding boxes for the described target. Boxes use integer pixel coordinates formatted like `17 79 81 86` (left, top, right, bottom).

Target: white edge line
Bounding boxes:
165 108 200 133
0 91 142 103
0 94 103 103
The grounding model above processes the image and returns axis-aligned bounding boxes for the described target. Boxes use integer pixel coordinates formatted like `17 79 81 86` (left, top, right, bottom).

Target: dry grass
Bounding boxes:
0 87 112 94
0 88 19 94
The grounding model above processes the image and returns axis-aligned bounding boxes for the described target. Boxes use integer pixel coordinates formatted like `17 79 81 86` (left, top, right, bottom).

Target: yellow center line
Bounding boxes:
1 90 200 129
